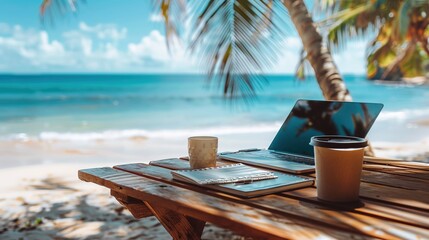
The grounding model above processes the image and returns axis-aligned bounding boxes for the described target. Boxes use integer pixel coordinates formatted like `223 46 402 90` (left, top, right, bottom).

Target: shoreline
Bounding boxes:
0 128 428 169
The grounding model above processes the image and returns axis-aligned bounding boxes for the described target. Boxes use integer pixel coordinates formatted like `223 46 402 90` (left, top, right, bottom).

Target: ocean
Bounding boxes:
1 74 429 143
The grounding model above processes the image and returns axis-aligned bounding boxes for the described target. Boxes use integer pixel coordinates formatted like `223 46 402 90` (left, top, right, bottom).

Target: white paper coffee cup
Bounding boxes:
310 135 367 203
188 136 218 169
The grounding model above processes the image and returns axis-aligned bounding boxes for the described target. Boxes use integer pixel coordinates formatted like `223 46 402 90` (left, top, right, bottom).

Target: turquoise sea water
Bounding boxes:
0 74 428 141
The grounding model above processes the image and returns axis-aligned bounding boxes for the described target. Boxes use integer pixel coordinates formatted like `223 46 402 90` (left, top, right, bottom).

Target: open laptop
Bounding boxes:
220 99 384 173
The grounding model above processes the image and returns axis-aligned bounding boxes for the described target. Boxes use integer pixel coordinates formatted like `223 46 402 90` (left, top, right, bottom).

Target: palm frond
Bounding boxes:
185 0 289 98
319 0 401 50
399 44 428 77
317 0 371 16
392 0 412 42
40 0 79 24
323 3 373 49
151 0 186 51
316 0 338 13
295 49 311 81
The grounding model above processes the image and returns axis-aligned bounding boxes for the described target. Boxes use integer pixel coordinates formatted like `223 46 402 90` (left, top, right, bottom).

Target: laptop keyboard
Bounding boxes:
251 151 315 165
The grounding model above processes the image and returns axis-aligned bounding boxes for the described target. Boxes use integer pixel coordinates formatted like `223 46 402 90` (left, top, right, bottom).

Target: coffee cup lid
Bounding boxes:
309 135 367 149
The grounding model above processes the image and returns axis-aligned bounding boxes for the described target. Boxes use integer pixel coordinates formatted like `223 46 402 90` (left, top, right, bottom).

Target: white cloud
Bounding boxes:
0 25 69 68
333 40 368 75
104 43 120 59
128 30 170 61
80 37 92 56
150 13 163 22
0 22 196 72
79 22 127 41
128 30 195 70
39 31 65 55
273 37 302 74
273 36 367 75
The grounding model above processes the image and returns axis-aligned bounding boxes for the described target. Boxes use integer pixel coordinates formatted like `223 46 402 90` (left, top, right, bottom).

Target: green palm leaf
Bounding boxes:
40 0 79 23
183 0 289 98
319 0 429 80
399 44 425 77
152 0 186 51
323 3 373 49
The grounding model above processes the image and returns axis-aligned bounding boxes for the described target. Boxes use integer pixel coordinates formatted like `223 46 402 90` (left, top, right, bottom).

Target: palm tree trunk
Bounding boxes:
283 0 352 101
283 1 378 156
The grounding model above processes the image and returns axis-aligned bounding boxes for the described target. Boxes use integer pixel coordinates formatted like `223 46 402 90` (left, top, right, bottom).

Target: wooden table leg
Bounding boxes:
145 202 206 240
111 190 153 218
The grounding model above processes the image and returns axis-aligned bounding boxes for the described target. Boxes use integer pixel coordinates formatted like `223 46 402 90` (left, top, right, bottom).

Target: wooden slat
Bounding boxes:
79 167 368 240
358 181 429 211
304 172 429 211
145 202 206 240
282 187 429 228
114 163 429 239
364 163 429 181
360 170 429 192
364 157 429 170
149 158 191 170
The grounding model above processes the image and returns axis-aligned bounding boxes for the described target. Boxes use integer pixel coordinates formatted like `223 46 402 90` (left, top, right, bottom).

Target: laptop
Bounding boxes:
220 99 384 173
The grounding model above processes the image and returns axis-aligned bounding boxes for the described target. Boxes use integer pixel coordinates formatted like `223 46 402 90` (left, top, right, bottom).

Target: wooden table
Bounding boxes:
78 157 429 240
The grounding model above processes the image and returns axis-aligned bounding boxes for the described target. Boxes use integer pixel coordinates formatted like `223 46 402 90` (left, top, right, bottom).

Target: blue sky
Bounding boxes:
0 0 371 74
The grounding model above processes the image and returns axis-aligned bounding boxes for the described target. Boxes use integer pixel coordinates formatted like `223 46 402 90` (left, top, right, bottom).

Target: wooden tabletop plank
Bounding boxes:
295 168 429 193
79 167 368 240
363 163 429 181
360 170 429 192
281 187 429 229
364 157 429 170
305 172 429 211
358 181 429 211
114 163 429 239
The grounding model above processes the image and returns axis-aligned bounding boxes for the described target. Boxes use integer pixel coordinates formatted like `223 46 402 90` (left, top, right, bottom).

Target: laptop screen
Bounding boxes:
268 100 383 157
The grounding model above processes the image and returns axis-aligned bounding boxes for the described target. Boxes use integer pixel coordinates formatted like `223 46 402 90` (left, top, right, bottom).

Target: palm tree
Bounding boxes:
318 0 429 80
283 0 351 100
41 0 352 101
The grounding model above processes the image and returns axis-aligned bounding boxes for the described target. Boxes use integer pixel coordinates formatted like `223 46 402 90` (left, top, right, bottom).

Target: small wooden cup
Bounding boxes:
188 136 218 169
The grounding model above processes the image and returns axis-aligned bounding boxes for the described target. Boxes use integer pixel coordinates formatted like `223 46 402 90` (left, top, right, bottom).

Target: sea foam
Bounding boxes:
377 109 429 122
6 108 429 142
6 122 282 142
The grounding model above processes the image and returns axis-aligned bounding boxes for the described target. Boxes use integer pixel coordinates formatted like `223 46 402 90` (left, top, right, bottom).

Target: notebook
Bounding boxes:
171 163 314 198
220 99 384 173
172 163 277 185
